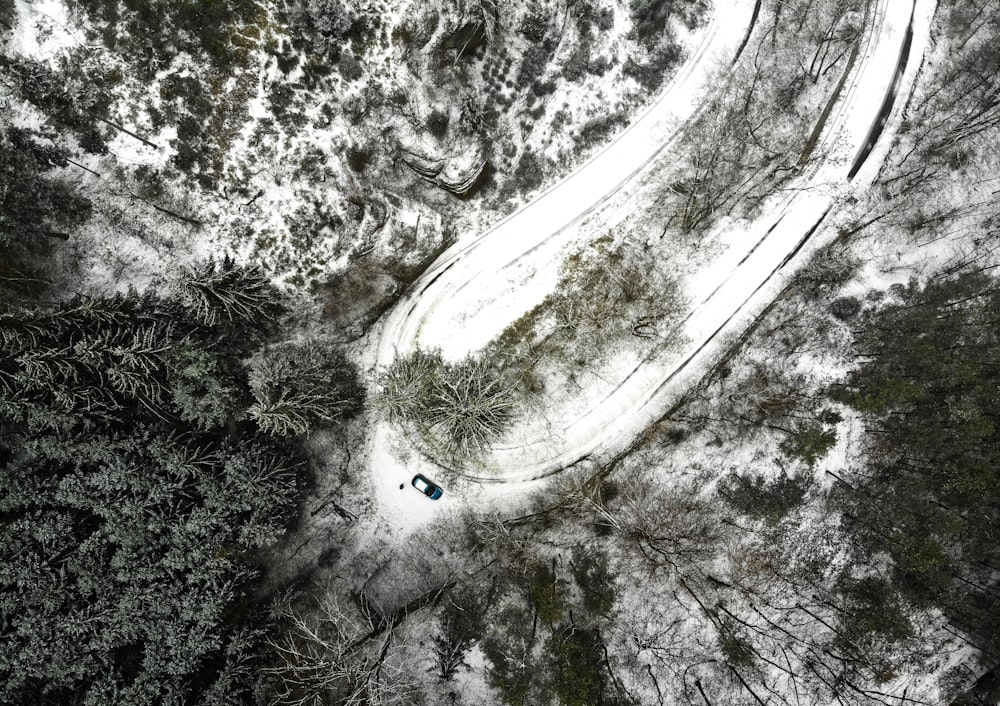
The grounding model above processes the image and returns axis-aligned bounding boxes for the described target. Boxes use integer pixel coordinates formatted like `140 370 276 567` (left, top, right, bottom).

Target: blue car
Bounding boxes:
412 474 443 500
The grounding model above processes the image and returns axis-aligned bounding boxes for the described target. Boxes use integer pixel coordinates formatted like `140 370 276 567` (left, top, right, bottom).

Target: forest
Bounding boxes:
2 0 1000 704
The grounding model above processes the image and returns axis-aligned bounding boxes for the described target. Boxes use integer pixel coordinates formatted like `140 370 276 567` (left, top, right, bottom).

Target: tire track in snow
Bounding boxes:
369 0 764 522
848 1 916 180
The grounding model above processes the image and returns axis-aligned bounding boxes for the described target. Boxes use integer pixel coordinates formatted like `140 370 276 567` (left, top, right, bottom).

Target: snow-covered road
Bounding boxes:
382 0 759 361
369 0 934 529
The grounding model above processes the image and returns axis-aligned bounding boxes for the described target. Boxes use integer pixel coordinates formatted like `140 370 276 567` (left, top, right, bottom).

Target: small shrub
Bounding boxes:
630 0 673 47
817 408 843 425
570 548 615 617
588 54 611 76
427 109 450 139
717 620 756 669
338 51 364 81
267 83 298 125
531 79 557 96
346 144 372 172
275 45 299 74
563 40 592 82
285 0 352 57
488 236 685 377
518 44 550 88
836 577 914 650
795 248 860 299
780 422 837 466
597 8 615 31
550 109 571 132
623 42 682 92
0 0 14 29
528 562 566 624
831 295 861 320
548 625 606 706
444 21 486 58
578 112 627 147
433 589 486 680
719 471 813 524
513 150 544 193
520 11 548 42
481 606 534 705
391 23 412 45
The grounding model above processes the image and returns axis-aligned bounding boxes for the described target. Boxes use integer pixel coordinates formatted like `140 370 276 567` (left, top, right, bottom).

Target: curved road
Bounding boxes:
371 0 934 527
383 0 759 361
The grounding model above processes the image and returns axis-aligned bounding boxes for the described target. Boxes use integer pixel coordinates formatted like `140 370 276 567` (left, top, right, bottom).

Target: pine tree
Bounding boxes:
0 288 321 705
249 340 363 436
175 256 283 332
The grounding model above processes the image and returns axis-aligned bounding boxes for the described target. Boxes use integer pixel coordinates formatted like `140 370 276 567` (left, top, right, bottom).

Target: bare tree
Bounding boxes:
266 593 415 706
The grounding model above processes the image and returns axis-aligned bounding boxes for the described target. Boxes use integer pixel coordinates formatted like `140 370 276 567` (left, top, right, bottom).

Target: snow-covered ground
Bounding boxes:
8 0 79 62
370 0 934 532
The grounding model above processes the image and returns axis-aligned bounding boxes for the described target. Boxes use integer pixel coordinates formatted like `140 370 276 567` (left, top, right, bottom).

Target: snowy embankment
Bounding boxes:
370 0 934 530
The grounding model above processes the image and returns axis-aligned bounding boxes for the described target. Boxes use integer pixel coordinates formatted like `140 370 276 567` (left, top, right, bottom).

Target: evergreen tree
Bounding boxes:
249 340 363 436
830 272 1000 660
0 277 362 704
174 256 284 338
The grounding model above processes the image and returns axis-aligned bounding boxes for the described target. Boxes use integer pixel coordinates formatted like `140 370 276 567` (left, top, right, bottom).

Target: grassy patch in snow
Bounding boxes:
486 233 687 400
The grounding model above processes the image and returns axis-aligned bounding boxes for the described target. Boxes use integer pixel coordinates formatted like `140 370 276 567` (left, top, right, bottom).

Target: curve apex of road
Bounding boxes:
377 0 755 369
369 0 934 531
